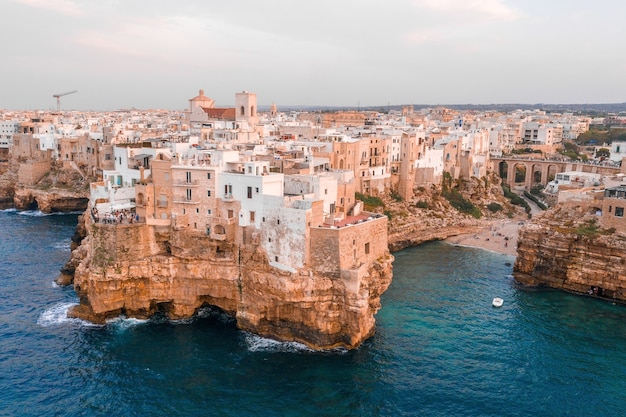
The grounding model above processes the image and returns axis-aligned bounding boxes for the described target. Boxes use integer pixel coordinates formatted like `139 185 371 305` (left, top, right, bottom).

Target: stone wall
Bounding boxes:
309 215 388 275
17 160 51 186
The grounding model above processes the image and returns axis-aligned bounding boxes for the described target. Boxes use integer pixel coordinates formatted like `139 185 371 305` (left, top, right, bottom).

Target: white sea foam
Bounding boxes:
18 210 47 217
53 241 71 251
0 208 17 213
18 210 83 217
196 306 235 324
37 302 99 327
243 333 315 353
106 316 149 330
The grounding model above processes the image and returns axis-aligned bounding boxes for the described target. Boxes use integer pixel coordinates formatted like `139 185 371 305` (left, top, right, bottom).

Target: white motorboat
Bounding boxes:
492 297 504 308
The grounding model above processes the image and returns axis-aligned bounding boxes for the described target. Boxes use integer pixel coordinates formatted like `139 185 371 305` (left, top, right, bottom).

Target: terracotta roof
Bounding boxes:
202 107 236 121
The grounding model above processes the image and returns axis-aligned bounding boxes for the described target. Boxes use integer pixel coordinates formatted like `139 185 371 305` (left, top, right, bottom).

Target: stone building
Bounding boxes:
600 185 626 233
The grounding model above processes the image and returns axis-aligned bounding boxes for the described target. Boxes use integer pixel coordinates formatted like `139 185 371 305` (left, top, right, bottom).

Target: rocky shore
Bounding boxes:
514 203 626 301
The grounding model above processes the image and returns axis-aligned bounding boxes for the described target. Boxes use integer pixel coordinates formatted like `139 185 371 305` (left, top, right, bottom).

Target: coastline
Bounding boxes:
444 218 524 257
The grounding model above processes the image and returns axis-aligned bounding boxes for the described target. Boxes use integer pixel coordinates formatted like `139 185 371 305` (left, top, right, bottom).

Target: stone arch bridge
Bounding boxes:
489 157 623 191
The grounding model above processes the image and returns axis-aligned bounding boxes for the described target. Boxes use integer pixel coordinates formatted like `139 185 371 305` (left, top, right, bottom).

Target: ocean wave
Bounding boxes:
106 316 149 330
0 208 17 213
53 240 71 251
18 210 83 217
242 332 338 354
37 302 100 327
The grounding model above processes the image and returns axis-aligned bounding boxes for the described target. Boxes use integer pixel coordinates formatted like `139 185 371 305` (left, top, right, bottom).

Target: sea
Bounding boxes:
1 209 626 417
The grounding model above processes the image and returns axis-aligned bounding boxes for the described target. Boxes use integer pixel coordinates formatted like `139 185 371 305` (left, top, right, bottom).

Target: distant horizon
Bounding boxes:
3 101 626 114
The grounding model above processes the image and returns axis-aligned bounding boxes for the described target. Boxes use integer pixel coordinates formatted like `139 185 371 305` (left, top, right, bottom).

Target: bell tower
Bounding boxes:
235 91 258 126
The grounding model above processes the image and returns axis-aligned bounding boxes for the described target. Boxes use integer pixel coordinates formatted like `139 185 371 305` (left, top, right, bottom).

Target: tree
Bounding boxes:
596 148 610 158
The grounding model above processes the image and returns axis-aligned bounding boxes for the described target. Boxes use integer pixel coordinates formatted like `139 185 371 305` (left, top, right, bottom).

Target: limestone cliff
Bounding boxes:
0 162 90 212
14 186 89 212
67 217 393 350
514 203 626 300
0 162 17 209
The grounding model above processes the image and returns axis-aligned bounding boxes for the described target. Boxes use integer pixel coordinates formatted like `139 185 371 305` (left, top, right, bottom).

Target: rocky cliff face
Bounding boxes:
14 186 89 212
515 203 626 300
66 218 393 350
0 162 90 212
0 162 17 209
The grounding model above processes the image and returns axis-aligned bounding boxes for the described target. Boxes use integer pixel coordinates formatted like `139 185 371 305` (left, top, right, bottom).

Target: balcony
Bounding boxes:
173 179 199 187
173 198 200 204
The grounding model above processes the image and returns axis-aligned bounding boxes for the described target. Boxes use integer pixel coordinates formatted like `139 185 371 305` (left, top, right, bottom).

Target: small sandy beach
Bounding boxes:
444 218 526 256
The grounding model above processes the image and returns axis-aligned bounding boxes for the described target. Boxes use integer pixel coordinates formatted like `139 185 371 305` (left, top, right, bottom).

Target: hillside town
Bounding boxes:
2 89 626 243
4 90 626 348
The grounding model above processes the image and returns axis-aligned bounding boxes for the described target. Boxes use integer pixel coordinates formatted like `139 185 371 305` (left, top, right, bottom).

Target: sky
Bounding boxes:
1 0 626 111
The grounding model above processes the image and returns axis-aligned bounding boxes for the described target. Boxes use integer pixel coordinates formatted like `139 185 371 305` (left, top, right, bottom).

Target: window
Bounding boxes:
277 219 280 225
186 171 192 183
247 186 252 199
164 172 169 181
250 211 255 222
616 207 624 217
207 209 212 215
186 189 192 201
365 242 370 255
158 195 167 208
196 208 199 213
207 173 211 180
227 210 234 219
207 190 211 197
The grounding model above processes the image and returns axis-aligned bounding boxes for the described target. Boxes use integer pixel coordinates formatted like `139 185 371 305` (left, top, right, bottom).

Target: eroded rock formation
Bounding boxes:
14 186 88 213
66 217 393 350
514 203 626 300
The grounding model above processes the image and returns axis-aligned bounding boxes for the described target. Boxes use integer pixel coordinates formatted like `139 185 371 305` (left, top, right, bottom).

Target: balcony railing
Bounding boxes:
173 179 199 187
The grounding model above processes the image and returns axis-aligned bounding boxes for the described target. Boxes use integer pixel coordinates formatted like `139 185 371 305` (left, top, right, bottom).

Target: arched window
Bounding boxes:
240 106 245 116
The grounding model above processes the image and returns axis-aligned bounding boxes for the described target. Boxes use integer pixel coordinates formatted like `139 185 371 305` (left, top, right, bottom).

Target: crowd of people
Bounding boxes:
91 207 140 224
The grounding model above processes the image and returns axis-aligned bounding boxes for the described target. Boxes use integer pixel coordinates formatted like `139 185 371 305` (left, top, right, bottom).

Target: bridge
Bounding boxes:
489 157 624 191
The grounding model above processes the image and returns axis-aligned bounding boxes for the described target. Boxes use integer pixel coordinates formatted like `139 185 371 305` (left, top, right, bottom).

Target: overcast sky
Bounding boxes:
2 0 625 111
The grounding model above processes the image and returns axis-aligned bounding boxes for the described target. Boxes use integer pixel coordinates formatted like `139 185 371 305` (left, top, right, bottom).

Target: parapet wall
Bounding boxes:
309 214 388 275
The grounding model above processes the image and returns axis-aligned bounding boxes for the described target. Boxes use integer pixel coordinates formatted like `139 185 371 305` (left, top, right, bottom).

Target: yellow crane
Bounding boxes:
52 90 78 112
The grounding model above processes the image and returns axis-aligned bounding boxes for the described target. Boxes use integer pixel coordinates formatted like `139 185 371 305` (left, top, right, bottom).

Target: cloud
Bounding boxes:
16 0 85 16
413 0 523 22
73 16 205 60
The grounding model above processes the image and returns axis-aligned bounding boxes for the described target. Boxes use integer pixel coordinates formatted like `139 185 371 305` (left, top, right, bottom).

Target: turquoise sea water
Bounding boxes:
1 209 626 416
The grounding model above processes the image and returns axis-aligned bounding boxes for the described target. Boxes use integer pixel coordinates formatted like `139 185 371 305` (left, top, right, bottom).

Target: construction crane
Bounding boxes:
52 90 78 112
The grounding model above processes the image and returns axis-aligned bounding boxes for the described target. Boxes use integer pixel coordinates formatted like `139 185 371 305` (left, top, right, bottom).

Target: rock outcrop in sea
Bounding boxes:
65 214 393 350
